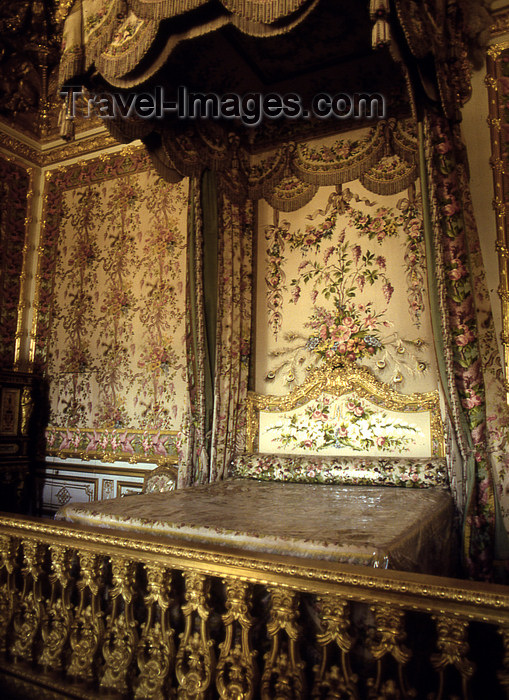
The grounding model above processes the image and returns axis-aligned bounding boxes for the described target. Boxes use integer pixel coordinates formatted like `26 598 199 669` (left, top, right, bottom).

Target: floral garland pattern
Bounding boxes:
289 194 397 365
428 115 498 580
264 395 422 454
264 219 291 339
39 150 188 463
262 182 431 388
0 157 31 369
231 453 448 488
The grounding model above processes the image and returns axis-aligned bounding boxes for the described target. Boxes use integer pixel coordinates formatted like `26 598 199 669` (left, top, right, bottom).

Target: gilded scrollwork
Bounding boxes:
217 578 257 700
312 595 359 700
100 557 139 694
367 605 414 699
20 385 33 435
430 615 474 700
0 534 19 655
0 521 506 697
261 586 306 699
135 564 175 700
67 550 105 682
10 539 45 663
38 545 74 671
175 572 215 698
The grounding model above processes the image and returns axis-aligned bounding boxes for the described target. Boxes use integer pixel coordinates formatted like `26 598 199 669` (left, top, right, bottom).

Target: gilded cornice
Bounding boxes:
0 128 121 167
40 462 150 479
486 43 509 393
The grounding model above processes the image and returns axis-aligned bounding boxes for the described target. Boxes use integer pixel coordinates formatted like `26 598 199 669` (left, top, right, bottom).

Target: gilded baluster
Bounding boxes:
100 556 139 694
11 539 46 663
175 571 215 699
135 564 175 700
498 625 509 693
312 596 359 700
430 615 474 700
67 550 105 682
261 586 306 699
367 604 414 699
0 535 20 656
38 545 74 671
216 578 257 700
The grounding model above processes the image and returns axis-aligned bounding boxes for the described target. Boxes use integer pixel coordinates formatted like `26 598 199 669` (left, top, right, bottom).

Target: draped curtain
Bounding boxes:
58 0 316 89
209 193 254 481
179 172 254 486
422 113 509 580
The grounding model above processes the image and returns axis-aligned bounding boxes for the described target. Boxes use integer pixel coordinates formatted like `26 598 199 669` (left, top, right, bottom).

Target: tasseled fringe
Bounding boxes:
360 163 418 196
370 0 391 49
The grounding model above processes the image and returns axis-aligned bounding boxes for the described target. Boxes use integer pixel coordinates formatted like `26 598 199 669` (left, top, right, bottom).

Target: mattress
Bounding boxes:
56 479 456 575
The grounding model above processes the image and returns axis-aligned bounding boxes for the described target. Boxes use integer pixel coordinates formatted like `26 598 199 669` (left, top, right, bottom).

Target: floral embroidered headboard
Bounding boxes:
231 363 448 488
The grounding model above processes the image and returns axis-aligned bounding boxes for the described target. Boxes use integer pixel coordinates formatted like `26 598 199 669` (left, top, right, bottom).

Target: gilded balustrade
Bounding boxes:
0 514 507 700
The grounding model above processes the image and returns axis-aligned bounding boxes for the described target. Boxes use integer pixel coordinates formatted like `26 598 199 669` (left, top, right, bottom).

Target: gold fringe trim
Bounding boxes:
393 118 418 164
85 0 126 67
129 0 309 23
360 162 418 196
97 18 159 81
58 0 319 89
264 180 318 212
292 123 386 186
143 119 419 209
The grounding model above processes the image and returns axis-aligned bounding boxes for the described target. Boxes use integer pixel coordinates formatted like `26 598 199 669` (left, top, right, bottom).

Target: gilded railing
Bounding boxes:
0 514 508 700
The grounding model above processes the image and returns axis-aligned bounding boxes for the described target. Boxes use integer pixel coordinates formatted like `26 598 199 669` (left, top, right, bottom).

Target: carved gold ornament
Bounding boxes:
0 518 507 698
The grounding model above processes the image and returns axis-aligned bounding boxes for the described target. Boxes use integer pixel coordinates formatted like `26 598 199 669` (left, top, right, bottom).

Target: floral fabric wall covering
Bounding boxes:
37 148 188 465
255 168 438 397
0 156 31 369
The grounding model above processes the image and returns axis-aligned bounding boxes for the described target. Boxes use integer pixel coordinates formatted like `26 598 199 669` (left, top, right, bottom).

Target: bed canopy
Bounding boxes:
54 0 509 581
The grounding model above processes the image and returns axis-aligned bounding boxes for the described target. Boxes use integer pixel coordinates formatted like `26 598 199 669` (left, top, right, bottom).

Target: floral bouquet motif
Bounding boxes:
265 395 422 454
295 239 393 365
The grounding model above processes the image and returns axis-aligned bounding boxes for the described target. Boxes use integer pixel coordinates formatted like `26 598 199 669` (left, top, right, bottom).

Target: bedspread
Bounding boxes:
56 479 456 574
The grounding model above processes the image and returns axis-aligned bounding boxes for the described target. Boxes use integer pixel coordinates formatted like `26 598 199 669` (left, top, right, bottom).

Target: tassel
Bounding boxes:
58 91 75 142
370 0 391 49
372 18 391 48
369 0 390 19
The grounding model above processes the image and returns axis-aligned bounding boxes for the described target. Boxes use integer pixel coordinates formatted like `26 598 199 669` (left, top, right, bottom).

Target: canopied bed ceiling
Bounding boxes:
54 0 509 581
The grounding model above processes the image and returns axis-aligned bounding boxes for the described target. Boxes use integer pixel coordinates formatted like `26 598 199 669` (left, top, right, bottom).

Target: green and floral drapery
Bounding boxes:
179 175 210 486
423 114 509 580
180 172 253 485
209 193 254 481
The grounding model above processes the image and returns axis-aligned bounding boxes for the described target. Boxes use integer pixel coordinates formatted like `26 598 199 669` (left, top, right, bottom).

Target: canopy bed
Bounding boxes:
48 0 509 586
2 3 509 699
57 362 457 576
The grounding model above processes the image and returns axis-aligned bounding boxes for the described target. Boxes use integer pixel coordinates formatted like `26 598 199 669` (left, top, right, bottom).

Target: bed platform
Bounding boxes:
56 363 457 576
